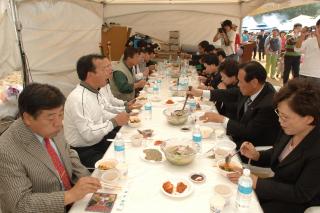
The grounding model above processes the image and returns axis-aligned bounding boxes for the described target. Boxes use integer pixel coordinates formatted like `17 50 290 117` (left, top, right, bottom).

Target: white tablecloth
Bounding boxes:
69 75 263 213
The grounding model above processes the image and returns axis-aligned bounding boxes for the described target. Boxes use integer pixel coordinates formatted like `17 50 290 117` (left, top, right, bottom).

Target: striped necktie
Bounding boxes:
44 138 72 190
244 98 253 113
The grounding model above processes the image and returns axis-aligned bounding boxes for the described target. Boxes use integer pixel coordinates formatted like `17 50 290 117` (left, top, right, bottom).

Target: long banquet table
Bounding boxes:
69 71 263 213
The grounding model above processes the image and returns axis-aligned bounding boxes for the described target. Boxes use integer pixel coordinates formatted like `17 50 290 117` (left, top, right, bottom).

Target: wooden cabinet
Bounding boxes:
240 42 256 64
101 26 131 61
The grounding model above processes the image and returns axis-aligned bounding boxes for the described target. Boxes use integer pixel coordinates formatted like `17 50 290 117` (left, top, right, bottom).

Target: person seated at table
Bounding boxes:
132 48 150 81
198 54 221 90
145 47 157 72
204 44 216 54
110 47 146 101
190 40 209 72
100 57 141 114
0 83 101 212
215 59 239 119
64 54 129 168
216 48 227 64
188 61 280 147
228 78 320 213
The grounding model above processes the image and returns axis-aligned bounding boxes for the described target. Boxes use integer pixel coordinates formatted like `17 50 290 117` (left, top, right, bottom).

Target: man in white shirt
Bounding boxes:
64 54 129 168
295 19 320 83
213 19 236 59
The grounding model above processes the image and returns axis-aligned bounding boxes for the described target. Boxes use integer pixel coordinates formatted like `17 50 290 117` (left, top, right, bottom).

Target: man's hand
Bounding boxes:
134 80 147 89
114 112 129 126
199 112 225 123
64 177 101 205
186 88 203 97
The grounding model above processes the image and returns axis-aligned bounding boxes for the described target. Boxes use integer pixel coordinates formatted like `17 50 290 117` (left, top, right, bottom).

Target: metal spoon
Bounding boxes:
225 149 241 164
181 86 193 111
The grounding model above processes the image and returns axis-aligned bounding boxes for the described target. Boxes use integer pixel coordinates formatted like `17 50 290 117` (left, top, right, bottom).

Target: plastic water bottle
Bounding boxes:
144 101 152 120
156 78 162 88
152 83 159 96
236 168 253 209
192 124 202 153
114 133 125 163
188 98 197 113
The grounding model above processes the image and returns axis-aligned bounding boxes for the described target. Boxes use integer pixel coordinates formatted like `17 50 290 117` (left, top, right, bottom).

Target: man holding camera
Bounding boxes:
213 20 236 60
283 23 302 84
295 19 320 83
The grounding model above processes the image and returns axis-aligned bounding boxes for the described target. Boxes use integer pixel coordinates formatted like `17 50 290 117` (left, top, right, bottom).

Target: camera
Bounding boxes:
218 28 224 33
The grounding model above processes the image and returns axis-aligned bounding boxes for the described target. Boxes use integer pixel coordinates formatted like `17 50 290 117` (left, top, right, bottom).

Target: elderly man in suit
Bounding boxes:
0 83 101 213
188 61 280 148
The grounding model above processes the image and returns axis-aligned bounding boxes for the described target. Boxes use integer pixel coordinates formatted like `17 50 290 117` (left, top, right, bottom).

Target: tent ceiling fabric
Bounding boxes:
1 0 317 96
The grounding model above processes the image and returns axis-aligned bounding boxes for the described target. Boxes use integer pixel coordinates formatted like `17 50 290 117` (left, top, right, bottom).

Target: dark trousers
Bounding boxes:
283 55 300 84
253 45 257 59
72 126 121 169
258 46 265 60
261 200 307 213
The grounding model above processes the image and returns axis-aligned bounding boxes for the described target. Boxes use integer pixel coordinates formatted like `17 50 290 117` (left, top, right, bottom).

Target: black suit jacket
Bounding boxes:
210 82 280 147
214 84 238 120
253 125 320 208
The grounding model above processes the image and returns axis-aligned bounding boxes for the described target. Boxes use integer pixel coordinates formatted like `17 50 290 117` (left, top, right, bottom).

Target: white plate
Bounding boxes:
140 147 165 163
151 96 162 102
95 159 118 170
161 178 194 198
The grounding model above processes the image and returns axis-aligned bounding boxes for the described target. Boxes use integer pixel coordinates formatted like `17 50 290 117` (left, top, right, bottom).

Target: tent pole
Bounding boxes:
9 0 31 88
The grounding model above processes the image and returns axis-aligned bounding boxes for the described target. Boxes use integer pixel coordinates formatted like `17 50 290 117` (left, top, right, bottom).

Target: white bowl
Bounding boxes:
214 140 237 161
214 184 233 200
200 126 214 139
130 134 143 147
100 169 121 184
216 159 242 177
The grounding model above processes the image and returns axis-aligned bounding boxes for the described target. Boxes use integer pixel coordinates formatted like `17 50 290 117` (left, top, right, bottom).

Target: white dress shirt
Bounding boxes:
295 37 320 78
64 84 117 147
99 84 127 114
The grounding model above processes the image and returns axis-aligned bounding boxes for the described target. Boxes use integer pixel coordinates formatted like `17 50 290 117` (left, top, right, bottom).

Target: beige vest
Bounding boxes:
110 60 136 101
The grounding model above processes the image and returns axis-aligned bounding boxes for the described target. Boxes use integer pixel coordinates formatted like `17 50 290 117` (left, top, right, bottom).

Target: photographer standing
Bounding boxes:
213 20 236 60
295 19 320 83
283 23 302 84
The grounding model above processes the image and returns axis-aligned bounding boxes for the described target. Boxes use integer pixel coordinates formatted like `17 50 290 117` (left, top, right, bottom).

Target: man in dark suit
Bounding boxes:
0 83 101 212
188 61 280 147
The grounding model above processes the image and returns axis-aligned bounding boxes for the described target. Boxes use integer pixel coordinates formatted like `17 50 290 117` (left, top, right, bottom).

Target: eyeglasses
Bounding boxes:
274 108 290 121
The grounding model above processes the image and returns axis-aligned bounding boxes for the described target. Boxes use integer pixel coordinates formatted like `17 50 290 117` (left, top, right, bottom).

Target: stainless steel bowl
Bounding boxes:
161 139 197 166
163 108 189 125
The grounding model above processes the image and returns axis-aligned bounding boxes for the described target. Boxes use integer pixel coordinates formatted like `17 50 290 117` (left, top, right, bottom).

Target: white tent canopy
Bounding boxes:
0 0 318 95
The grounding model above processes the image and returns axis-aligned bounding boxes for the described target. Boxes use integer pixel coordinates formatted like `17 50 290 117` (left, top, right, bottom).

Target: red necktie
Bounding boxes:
44 138 72 190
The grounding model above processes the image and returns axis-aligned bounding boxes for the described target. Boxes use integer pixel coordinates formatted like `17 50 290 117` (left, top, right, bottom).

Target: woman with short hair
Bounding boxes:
228 78 320 213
